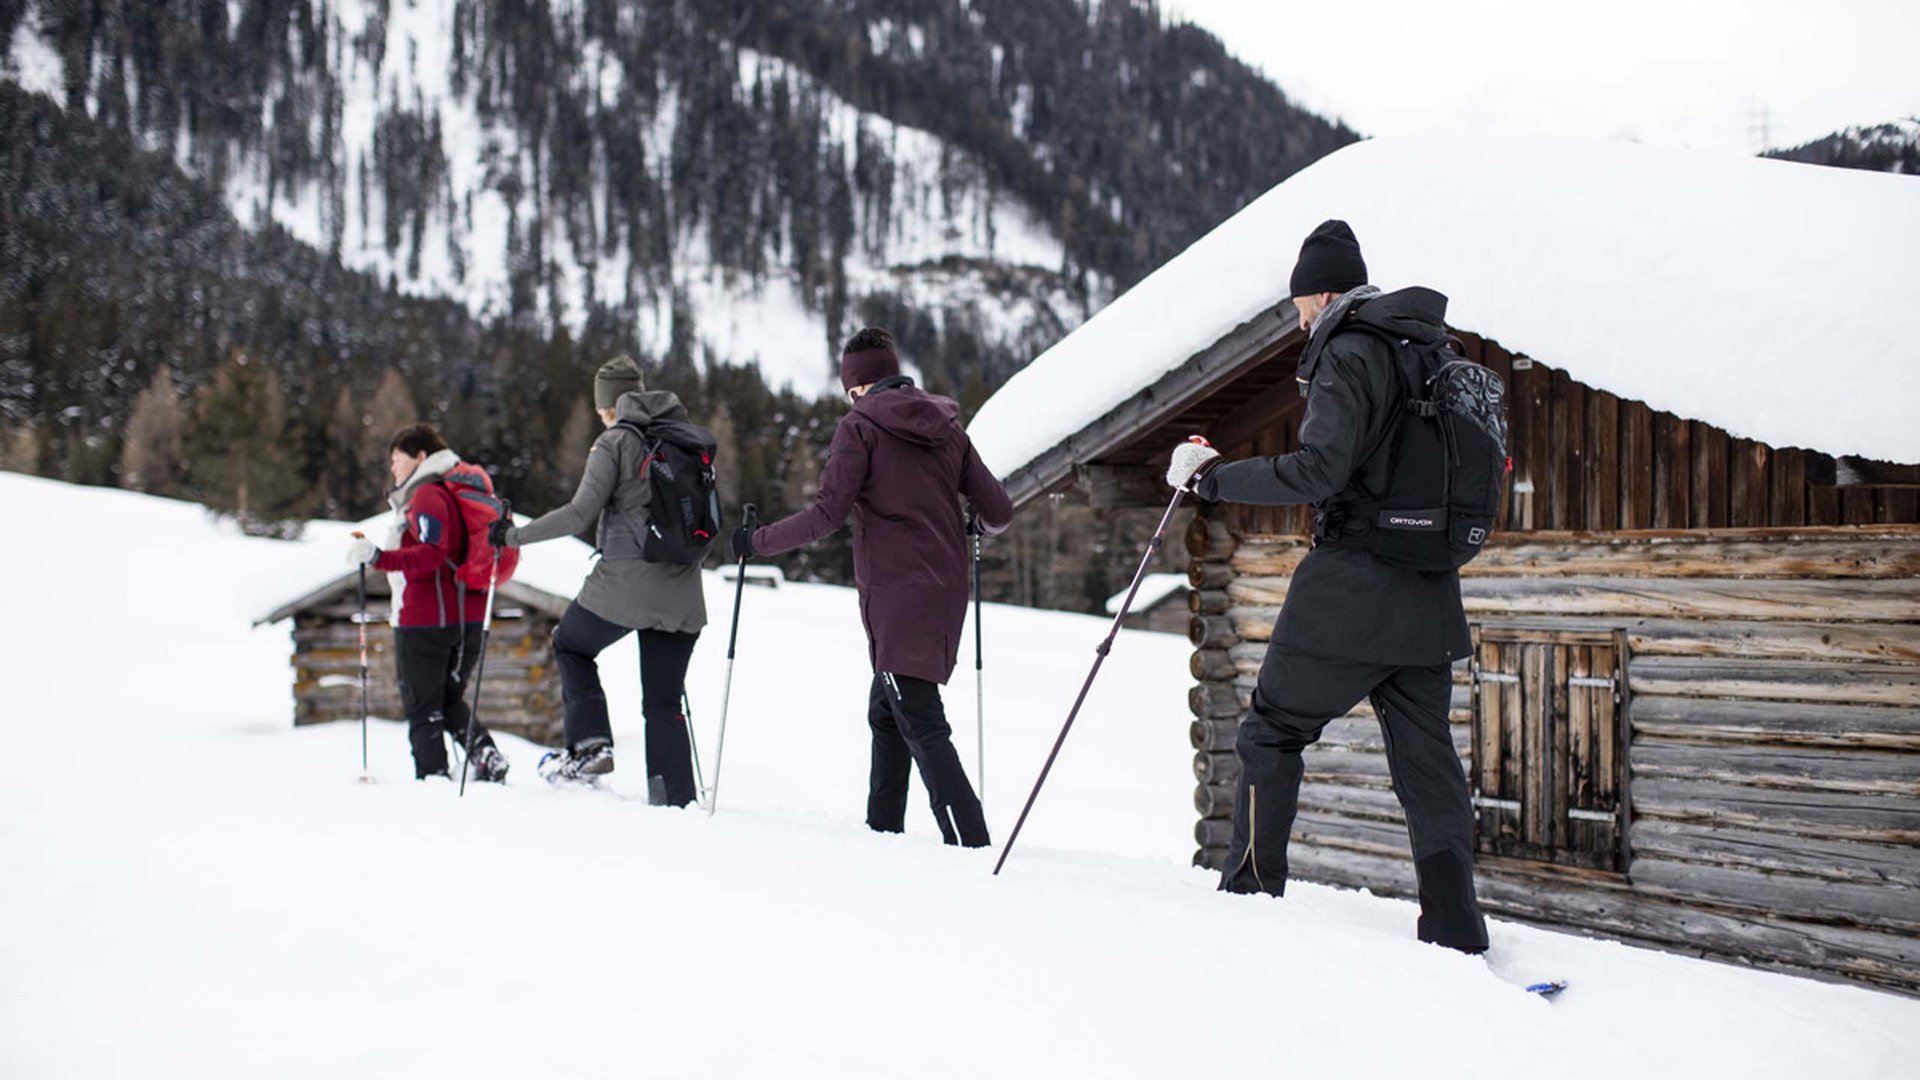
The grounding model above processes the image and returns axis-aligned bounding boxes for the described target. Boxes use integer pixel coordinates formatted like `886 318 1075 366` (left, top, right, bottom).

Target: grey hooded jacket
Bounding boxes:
505 390 708 634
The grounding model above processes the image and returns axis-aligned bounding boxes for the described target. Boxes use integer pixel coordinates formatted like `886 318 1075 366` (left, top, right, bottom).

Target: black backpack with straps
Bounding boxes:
1330 327 1510 571
613 419 723 564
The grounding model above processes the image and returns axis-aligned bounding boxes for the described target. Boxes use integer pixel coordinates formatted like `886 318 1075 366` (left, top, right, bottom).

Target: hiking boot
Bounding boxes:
468 744 510 784
537 741 614 784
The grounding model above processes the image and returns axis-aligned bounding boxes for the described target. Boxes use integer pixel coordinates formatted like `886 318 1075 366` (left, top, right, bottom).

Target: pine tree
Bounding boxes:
321 386 364 517
362 368 419 473
780 427 823 510
184 351 313 535
706 400 742 508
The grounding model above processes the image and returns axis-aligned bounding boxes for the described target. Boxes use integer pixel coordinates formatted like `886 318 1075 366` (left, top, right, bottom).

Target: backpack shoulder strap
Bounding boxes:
433 480 472 564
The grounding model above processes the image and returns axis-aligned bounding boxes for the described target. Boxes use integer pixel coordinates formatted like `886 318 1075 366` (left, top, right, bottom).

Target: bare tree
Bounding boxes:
120 365 188 494
553 397 597 500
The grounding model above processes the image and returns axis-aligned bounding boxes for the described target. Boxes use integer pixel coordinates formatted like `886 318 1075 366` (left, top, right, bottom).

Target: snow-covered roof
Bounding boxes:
969 131 1920 477
1105 574 1188 616
253 512 597 625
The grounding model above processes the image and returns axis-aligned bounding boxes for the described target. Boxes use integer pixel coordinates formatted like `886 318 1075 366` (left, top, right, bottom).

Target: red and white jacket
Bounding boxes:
376 450 489 628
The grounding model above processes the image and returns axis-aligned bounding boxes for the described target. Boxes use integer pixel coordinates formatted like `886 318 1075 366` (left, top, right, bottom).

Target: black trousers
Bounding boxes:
395 623 493 779
1220 640 1488 952
552 601 701 806
867 673 989 847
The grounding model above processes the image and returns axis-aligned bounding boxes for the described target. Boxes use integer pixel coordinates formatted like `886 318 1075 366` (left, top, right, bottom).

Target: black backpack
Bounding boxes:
1333 329 1510 571
614 419 722 564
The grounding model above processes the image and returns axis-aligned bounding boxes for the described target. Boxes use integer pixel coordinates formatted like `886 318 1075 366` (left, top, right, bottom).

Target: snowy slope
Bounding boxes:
0 2 1095 397
969 130 1920 475
3 473 1918 1078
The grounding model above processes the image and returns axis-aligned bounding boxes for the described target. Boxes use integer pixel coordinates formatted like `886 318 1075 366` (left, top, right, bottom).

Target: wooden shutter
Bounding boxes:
1471 627 1627 872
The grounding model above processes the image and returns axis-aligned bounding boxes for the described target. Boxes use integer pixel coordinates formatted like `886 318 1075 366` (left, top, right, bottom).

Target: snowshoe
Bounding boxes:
468 744 510 784
538 742 614 786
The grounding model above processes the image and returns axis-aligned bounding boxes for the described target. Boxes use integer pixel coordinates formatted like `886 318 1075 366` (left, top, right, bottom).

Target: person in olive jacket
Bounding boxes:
1165 220 1488 953
731 328 1013 847
490 355 708 803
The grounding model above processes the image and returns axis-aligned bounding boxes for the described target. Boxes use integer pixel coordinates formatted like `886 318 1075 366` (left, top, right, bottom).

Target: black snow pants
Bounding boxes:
1219 640 1488 953
395 623 494 779
866 672 990 847
552 601 701 806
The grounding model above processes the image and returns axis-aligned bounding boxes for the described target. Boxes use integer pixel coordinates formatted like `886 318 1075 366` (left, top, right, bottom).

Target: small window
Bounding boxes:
1470 626 1628 873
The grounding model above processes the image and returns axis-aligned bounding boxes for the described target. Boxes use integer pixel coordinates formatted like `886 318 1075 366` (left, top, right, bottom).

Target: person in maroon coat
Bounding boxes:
732 328 1014 847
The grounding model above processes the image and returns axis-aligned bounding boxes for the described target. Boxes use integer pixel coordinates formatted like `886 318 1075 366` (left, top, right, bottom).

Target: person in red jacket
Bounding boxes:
347 424 510 783
731 328 1014 847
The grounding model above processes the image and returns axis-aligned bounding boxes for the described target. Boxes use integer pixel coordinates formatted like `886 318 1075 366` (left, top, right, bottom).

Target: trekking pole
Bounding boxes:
707 503 757 816
968 505 986 807
682 690 710 809
992 438 1208 876
458 500 508 798
353 533 373 784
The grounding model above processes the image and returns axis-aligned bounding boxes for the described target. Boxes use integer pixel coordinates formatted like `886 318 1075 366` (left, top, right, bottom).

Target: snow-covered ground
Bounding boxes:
3 472 1917 1078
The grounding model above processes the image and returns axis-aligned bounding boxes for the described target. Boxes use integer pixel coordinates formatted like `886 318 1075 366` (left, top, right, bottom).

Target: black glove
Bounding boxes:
964 503 982 537
487 517 513 549
729 525 756 560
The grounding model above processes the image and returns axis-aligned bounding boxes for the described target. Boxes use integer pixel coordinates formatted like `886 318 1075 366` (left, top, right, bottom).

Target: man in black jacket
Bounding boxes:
1165 220 1488 952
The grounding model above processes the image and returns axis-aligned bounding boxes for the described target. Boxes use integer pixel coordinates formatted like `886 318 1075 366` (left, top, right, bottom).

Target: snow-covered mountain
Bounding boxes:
1768 116 1920 177
3 0 1111 395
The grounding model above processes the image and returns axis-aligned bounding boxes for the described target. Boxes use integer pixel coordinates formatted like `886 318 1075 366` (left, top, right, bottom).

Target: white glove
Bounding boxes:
1166 439 1222 489
346 537 379 567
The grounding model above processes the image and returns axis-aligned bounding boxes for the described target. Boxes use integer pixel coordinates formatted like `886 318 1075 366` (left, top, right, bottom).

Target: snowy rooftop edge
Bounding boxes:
967 130 1920 479
1105 574 1188 615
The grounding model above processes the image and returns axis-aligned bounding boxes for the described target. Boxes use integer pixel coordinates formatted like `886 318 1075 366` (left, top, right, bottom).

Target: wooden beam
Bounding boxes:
1835 456 1920 489
1230 572 1920 623
1205 386 1307 458
1074 464 1167 509
995 308 1305 507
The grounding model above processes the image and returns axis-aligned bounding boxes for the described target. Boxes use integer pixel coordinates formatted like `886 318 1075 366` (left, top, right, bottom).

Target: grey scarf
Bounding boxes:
1297 284 1382 392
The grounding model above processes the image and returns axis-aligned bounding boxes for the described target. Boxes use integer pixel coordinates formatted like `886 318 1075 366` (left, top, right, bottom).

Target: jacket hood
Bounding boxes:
1297 285 1449 390
853 381 959 447
615 388 690 427
389 447 462 511
1347 286 1450 344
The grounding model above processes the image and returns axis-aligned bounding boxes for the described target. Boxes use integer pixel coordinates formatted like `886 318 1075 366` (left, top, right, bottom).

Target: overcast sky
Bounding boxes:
1161 0 1920 154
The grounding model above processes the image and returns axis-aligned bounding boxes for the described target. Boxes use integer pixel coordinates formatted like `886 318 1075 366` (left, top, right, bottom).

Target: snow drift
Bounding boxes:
2 474 1916 1078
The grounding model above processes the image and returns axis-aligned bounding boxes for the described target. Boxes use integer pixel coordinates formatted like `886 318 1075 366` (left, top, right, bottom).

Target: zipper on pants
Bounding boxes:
1232 784 1267 892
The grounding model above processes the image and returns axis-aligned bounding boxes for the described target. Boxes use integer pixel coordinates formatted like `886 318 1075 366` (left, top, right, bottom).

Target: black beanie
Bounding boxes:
1288 219 1368 299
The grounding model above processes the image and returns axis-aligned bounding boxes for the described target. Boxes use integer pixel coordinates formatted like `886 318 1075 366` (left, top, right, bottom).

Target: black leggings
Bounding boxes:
395 623 492 779
552 601 702 806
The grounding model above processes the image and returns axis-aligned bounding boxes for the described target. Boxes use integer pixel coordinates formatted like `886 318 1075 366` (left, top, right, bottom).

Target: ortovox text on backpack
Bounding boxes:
1331 330 1509 571
613 420 722 564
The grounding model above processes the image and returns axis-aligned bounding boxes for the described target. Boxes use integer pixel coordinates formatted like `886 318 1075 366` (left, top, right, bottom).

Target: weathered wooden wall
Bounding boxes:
1187 525 1920 993
1124 594 1193 635
290 597 563 746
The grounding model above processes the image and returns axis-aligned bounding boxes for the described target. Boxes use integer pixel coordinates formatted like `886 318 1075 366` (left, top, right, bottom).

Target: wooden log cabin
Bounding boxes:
967 134 1920 991
254 570 569 746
